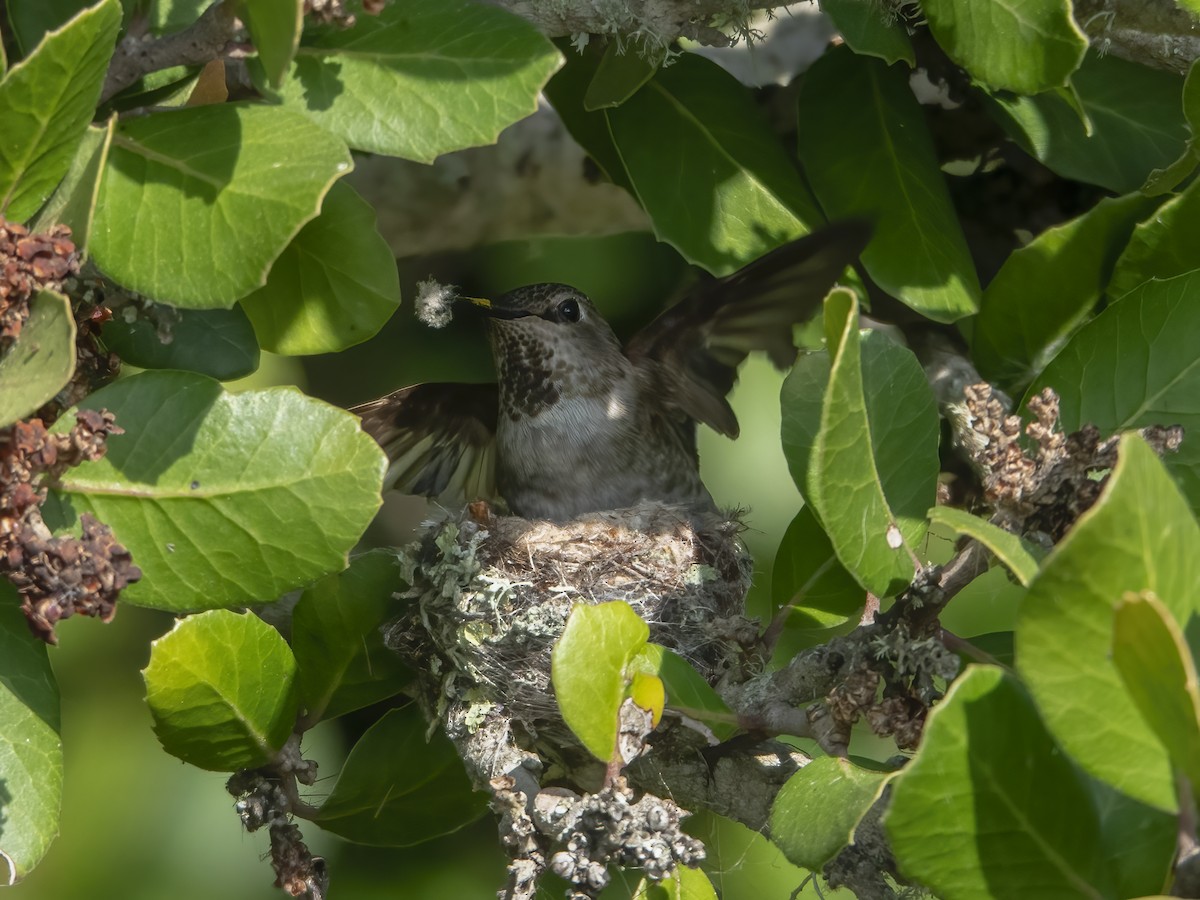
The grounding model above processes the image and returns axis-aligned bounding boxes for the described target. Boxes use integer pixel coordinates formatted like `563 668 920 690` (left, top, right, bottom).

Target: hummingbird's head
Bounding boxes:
469 283 629 417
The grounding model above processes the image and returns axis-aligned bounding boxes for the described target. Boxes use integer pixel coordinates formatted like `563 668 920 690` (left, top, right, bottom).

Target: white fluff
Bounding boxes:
415 278 459 328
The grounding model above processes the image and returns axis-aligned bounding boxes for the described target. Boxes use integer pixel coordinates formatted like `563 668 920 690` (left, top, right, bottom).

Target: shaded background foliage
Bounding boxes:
2 0 1200 898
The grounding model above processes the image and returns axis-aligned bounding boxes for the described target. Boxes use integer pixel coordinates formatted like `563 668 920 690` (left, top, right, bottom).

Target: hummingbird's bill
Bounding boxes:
354 220 874 521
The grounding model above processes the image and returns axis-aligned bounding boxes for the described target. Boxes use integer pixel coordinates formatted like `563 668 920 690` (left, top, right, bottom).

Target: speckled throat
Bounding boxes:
486 317 714 521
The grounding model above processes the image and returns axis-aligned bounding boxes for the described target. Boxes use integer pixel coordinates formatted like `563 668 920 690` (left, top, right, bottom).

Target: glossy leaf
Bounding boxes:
922 0 1085 93
1016 435 1200 809
584 40 658 110
100 305 260 381
887 667 1116 897
771 505 864 645
0 291 76 427
797 47 979 322
314 704 486 845
0 0 121 221
1113 592 1200 791
44 371 386 612
543 44 634 191
606 52 823 274
270 0 562 162
241 0 301 89
29 118 114 253
990 53 1189 194
291 549 411 723
926 506 1040 587
0 582 62 884
143 609 299 771
629 643 737 741
821 0 914 66
781 298 939 596
6 0 103 52
552 601 649 762
149 0 213 34
1110 175 1200 297
634 866 719 900
770 756 891 870
1027 270 1200 510
1142 60 1200 195
91 103 352 308
973 192 1159 387
240 181 400 355
1089 777 1177 897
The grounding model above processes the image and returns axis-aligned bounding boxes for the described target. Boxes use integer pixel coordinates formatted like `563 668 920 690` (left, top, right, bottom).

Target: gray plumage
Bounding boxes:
354 221 872 522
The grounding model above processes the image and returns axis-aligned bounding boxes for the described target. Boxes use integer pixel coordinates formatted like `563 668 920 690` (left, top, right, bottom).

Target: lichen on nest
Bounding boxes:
384 501 756 756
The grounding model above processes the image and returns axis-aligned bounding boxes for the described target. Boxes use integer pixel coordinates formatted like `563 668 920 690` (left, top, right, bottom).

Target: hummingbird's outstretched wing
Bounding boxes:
624 220 872 438
352 382 498 505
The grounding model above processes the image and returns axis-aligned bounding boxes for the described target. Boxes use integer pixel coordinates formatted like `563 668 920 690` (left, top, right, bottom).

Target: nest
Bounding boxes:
384 502 755 767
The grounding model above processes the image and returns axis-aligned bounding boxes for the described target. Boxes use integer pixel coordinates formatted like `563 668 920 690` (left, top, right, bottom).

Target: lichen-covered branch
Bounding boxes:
477 0 784 48
1074 0 1200 75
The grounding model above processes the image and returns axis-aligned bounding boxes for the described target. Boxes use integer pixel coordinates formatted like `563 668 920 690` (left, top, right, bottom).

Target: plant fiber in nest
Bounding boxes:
384 501 754 745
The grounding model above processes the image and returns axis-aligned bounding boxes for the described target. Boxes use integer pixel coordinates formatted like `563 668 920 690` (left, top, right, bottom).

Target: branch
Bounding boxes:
476 0 783 47
100 1 239 104
1074 0 1200 75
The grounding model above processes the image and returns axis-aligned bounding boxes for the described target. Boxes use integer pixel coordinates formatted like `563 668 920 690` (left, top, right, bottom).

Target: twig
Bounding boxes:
100 1 239 104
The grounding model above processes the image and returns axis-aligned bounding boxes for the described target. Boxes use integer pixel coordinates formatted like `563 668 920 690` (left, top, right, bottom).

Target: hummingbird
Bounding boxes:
354 222 871 522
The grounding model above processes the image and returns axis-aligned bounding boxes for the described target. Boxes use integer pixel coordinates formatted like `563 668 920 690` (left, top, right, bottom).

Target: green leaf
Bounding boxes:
1141 60 1200 195
0 0 122 222
989 53 1189 194
100 64 200 113
797 47 979 322
1027 270 1200 510
240 181 400 355
820 0 914 66
926 507 1041 587
0 581 62 883
91 103 353 309
29 118 114 254
583 40 659 110
887 666 1115 898
922 0 1085 93
1110 175 1200 297
1016 435 1200 810
551 601 649 762
1089 778 1177 898
543 43 634 191
972 192 1160 387
634 866 719 900
1113 592 1200 791
0 291 76 427
629 644 737 741
606 52 824 274
772 505 864 645
770 756 890 870
44 371 386 612
781 300 939 596
149 0 214 34
100 305 260 381
269 0 562 162
314 704 486 845
291 549 411 723
6 0 100 53
241 0 301 89
142 609 299 771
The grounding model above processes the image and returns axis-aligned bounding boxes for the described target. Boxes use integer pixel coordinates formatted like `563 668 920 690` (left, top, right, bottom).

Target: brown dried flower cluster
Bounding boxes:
227 770 327 900
0 410 140 642
962 383 1184 540
0 218 80 350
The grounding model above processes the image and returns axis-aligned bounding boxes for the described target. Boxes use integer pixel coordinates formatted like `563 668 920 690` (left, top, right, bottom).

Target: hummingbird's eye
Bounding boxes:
556 298 581 323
